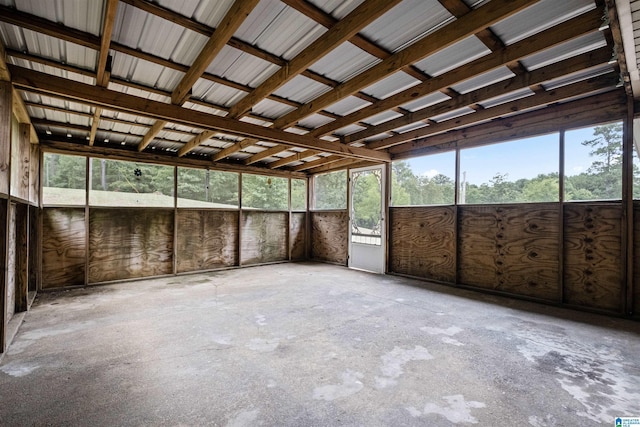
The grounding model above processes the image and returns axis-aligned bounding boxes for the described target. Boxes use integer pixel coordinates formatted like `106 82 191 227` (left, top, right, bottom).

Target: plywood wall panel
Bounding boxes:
458 204 560 301
389 207 455 282
7 204 16 320
28 206 39 292
564 203 622 312
176 210 238 273
89 209 173 283
241 211 287 265
311 211 348 265
14 204 28 313
290 212 306 261
42 208 86 289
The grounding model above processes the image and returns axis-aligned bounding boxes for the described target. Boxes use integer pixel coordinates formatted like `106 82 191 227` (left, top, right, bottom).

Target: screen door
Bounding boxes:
349 165 385 273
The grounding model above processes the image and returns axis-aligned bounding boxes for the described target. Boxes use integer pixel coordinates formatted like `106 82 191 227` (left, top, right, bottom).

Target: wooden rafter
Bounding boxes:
227 0 402 119
90 0 119 147
369 73 618 151
309 8 602 140
137 0 260 152
348 47 612 146
272 0 537 130
390 90 626 158
171 0 261 105
0 34 37 143
10 65 390 163
184 0 401 160
269 7 604 170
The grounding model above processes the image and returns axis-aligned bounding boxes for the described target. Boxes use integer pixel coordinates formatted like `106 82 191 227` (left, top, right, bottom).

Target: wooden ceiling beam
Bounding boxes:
272 0 537 130
10 65 389 162
90 0 119 146
41 139 307 178
0 34 38 142
137 120 167 152
171 0 261 105
268 150 321 169
345 47 612 145
305 158 376 175
368 73 619 151
228 0 401 118
289 155 341 172
390 90 626 158
211 139 257 162
309 8 603 139
244 145 290 165
281 0 430 82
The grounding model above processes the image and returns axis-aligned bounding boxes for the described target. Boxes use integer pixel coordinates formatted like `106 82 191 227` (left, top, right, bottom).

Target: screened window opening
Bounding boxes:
178 168 238 208
314 170 347 210
42 153 87 206
391 151 455 206
241 174 288 210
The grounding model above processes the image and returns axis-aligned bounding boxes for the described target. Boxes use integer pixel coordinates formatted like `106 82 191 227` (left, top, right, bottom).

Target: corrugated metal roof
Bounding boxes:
414 35 490 77
9 55 96 85
361 110 403 126
307 42 379 82
401 92 451 112
359 0 453 53
323 95 370 116
451 66 515 94
479 88 535 109
521 32 607 71
490 0 595 46
110 51 183 91
251 98 296 119
236 0 327 60
541 63 614 91
6 0 104 36
430 106 475 123
206 44 279 87
297 113 335 129
361 71 420 99
272 75 331 104
154 0 235 28
1 23 98 72
307 0 365 20
333 123 366 136
393 121 428 134
190 80 246 108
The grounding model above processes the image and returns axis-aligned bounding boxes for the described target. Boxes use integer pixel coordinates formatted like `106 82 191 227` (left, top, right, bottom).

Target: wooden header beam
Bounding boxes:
10 66 390 162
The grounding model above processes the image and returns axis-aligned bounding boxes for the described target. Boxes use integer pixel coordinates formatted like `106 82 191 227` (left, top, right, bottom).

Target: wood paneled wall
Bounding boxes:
42 208 86 289
458 204 560 301
390 202 626 313
241 211 288 265
311 211 348 265
389 206 455 283
40 207 301 288
290 212 306 260
10 122 30 201
564 203 623 311
89 209 174 282
176 210 238 273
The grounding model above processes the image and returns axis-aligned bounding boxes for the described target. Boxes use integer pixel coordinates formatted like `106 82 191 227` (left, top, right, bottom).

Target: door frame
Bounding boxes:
348 164 386 274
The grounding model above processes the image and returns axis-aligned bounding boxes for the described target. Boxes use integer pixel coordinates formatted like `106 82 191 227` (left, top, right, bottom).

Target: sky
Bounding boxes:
404 125 615 185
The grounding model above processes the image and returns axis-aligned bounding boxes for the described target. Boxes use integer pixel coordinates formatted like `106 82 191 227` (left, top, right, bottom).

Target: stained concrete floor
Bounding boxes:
1 263 639 426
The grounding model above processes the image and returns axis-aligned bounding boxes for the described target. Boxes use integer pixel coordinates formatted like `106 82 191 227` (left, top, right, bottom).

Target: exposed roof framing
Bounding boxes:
0 0 629 175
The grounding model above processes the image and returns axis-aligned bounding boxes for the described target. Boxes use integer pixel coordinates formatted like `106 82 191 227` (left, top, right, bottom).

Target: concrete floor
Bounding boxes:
1 263 639 426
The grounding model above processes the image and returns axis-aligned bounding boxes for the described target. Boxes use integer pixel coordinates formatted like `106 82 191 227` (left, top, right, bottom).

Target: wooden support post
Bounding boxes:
0 79 11 353
558 130 566 305
623 95 635 315
14 203 28 313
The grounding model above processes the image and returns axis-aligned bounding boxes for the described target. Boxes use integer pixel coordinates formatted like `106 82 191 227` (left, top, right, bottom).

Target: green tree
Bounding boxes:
314 170 347 209
580 123 623 199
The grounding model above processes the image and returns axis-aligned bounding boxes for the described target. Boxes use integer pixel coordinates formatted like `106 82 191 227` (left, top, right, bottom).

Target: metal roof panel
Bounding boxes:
451 66 515 94
521 32 607 71
359 0 453 53
414 35 490 77
307 42 379 82
272 75 331 104
361 71 421 99
323 95 371 116
490 0 595 45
